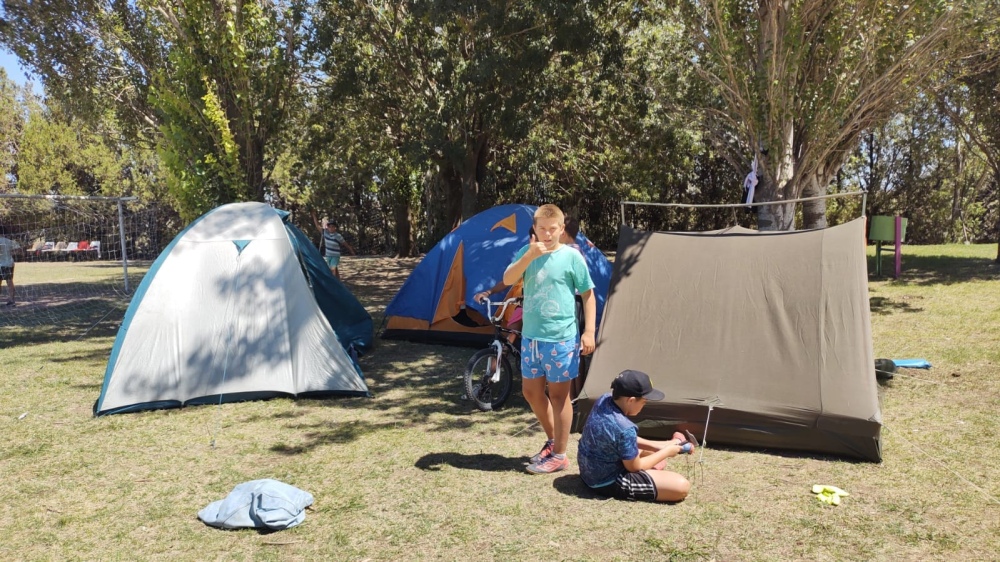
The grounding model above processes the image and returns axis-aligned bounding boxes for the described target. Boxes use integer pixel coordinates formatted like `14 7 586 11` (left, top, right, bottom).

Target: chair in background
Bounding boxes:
76 240 91 259
40 241 56 259
28 239 47 260
48 241 68 260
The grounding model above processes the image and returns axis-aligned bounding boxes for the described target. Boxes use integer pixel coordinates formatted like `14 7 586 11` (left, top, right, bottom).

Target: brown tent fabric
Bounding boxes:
577 218 882 462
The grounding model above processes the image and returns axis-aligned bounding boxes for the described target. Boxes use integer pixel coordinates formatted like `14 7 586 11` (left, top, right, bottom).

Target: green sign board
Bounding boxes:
869 215 907 243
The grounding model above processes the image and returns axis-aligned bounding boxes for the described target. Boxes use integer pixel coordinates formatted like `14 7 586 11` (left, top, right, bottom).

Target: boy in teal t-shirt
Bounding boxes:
503 204 596 474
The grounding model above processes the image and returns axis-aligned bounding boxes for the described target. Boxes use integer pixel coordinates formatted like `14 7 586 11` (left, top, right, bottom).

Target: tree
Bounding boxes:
678 0 998 230
955 54 1000 262
148 0 306 219
313 1 626 232
1 0 164 144
842 95 993 244
14 97 167 199
0 69 26 191
497 4 730 242
283 98 414 256
2 0 306 221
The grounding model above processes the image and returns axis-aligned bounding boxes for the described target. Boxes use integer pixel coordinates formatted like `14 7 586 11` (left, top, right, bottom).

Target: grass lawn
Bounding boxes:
1 246 998 561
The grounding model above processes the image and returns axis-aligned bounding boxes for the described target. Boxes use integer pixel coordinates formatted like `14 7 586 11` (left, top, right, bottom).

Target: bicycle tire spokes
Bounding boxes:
464 347 514 411
473 380 492 404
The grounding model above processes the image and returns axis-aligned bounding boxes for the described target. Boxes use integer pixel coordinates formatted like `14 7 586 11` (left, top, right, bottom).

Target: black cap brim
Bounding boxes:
644 388 665 401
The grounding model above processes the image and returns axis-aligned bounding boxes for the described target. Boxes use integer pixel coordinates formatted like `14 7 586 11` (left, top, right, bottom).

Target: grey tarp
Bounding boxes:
577 218 882 462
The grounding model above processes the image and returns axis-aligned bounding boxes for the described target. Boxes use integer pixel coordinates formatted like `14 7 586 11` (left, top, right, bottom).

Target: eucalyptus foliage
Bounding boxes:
678 0 998 229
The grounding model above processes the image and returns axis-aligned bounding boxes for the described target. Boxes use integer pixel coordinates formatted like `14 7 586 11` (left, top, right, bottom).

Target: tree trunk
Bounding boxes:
247 137 266 202
440 165 464 233
756 135 797 231
460 131 489 222
756 201 795 231
996 186 1000 264
393 197 415 257
801 175 828 230
949 133 970 242
351 178 367 252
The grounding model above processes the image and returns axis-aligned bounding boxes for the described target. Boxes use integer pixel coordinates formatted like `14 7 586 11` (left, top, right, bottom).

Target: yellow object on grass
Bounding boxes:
812 484 849 506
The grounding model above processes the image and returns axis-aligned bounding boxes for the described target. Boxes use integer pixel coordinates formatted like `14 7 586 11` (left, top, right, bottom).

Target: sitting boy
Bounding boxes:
577 370 693 502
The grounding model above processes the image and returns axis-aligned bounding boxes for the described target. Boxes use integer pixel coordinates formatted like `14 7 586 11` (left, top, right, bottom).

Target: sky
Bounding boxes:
1 45 42 94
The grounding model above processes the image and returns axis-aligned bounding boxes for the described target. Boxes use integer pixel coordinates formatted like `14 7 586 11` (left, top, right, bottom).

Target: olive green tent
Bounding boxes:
577 218 882 462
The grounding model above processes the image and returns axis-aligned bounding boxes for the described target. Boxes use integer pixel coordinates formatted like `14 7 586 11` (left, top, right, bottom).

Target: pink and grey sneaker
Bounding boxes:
526 453 570 474
529 439 554 464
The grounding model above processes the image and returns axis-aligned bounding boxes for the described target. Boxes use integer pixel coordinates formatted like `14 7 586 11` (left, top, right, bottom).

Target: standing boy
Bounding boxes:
503 204 596 474
577 370 693 502
312 211 355 279
0 229 20 306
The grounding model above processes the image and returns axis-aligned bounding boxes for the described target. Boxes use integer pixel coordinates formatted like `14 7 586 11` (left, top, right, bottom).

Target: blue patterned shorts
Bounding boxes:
520 337 579 383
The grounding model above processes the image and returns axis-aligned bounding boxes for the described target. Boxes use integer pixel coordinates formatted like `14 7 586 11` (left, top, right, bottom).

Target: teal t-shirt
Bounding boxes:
512 244 595 342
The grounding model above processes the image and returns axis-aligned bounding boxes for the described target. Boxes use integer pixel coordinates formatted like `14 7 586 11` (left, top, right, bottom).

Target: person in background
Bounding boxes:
0 227 22 306
312 211 355 279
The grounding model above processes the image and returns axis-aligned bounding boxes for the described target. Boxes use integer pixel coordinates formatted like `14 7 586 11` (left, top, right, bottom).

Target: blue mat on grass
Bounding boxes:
891 359 932 369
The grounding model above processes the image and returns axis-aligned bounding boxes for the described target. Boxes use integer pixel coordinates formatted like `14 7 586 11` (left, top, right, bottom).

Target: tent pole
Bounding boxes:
117 200 130 294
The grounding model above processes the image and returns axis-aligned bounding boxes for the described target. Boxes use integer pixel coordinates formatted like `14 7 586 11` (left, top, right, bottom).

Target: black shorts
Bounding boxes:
0 265 12 281
591 470 657 502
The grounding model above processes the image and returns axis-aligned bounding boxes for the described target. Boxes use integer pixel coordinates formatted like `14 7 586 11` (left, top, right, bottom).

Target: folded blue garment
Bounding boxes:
199 479 314 530
891 359 932 369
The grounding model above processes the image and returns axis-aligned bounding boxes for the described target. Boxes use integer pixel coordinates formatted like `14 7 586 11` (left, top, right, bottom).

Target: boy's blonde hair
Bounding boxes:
534 204 565 225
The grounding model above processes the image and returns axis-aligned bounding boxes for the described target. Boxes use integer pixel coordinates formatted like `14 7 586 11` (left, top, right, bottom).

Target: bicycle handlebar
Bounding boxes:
482 297 521 324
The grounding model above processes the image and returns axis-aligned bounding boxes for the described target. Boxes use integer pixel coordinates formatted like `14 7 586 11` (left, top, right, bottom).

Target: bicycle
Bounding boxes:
463 297 522 411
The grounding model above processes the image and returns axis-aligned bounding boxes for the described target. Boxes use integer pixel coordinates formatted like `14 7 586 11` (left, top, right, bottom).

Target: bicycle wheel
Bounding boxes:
464 347 514 411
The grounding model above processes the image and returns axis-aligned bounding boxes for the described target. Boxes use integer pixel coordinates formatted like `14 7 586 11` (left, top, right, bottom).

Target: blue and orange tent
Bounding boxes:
381 204 613 346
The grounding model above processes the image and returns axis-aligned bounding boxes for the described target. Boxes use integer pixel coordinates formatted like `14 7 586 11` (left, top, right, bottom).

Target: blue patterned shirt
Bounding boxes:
577 393 639 488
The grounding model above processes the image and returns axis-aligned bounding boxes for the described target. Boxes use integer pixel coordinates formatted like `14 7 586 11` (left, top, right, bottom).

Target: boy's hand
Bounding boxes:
672 431 696 454
580 332 596 355
525 234 555 260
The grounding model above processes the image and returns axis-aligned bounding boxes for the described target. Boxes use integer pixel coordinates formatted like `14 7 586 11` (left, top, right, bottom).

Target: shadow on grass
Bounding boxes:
2 296 125 347
71 382 103 391
552 475 610 501
414 451 526 473
48 346 115 364
270 420 404 455
0 273 136 346
868 295 922 315
272 339 535 454
696 442 872 464
301 333 530 416
339 256 421 321
869 254 1000 286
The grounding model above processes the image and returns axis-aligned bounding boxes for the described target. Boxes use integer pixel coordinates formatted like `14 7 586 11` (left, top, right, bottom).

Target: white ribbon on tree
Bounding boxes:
742 156 758 208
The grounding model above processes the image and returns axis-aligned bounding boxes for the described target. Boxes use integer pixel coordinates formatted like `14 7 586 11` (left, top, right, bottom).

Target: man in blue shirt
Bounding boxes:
578 370 693 502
